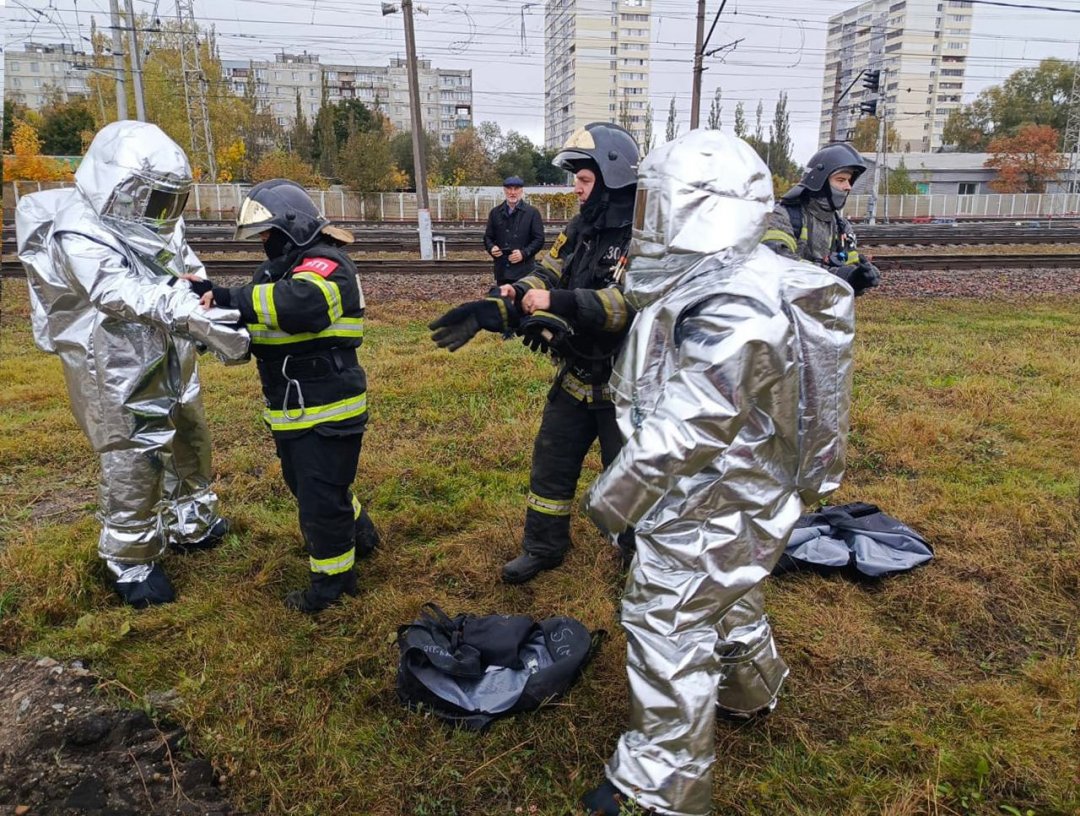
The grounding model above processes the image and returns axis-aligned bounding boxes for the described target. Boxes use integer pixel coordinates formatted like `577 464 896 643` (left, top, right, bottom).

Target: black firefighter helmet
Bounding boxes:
553 122 639 190
235 179 330 247
782 143 868 200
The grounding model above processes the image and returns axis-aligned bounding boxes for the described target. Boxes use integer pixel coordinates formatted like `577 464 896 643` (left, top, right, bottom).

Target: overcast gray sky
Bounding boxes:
4 0 1079 162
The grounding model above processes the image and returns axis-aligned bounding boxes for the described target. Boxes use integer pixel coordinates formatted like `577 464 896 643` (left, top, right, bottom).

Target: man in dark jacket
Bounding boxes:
198 179 379 613
430 123 639 584
483 175 545 285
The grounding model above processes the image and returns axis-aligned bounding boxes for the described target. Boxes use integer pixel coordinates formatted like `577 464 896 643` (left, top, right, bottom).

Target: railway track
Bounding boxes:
6 221 1080 251
2 253 1077 279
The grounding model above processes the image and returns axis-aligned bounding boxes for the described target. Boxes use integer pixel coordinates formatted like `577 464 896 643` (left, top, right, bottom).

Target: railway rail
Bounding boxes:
2 253 1077 279
5 221 1080 251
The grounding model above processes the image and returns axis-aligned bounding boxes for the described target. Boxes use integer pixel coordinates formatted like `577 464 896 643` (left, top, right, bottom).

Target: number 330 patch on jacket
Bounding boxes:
293 257 340 278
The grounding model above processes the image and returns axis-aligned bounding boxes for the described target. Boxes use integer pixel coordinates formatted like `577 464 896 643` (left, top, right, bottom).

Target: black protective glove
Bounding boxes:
429 297 514 352
518 310 573 356
187 277 214 297
832 261 880 297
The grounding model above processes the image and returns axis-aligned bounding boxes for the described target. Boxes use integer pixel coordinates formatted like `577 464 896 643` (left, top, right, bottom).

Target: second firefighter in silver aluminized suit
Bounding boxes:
578 130 855 816
15 121 250 608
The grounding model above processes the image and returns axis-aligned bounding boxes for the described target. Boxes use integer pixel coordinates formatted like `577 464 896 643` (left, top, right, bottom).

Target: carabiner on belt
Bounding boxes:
280 355 306 420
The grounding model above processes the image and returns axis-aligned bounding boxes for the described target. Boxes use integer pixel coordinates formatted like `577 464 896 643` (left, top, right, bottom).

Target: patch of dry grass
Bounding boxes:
1 283 1078 815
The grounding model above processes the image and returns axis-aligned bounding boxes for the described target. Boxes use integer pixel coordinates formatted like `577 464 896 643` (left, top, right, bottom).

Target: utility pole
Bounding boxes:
384 0 433 259
176 0 217 180
828 64 842 142
689 0 706 129
866 88 887 224
108 0 128 120
1061 45 1080 197
124 0 146 120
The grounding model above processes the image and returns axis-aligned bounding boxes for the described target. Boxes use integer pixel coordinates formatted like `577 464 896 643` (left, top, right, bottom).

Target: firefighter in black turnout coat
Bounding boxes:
199 179 379 612
429 122 639 584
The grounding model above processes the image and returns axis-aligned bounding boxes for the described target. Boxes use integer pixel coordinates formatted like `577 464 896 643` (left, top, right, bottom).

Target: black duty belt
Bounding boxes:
258 347 358 382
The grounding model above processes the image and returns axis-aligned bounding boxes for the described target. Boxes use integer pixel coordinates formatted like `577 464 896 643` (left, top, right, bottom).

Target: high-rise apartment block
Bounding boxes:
544 0 652 150
229 54 473 147
820 0 973 152
5 43 91 110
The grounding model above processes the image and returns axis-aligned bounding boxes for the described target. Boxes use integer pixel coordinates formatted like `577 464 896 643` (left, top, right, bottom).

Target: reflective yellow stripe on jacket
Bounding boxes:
263 392 368 431
762 229 798 253
293 271 344 322
249 317 364 346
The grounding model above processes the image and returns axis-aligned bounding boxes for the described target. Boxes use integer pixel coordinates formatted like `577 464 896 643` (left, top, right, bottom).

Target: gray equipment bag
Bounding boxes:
396 603 597 731
774 501 933 578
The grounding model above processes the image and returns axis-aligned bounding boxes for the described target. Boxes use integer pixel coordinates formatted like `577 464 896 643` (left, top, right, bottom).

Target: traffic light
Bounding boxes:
859 100 878 116
862 69 881 94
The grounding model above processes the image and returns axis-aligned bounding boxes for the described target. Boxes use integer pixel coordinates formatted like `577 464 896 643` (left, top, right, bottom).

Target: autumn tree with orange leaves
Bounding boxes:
2 119 74 182
984 124 1067 193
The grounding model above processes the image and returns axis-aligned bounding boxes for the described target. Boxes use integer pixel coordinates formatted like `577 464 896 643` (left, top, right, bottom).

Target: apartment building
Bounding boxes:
544 0 652 150
5 42 91 110
819 0 973 152
230 53 473 146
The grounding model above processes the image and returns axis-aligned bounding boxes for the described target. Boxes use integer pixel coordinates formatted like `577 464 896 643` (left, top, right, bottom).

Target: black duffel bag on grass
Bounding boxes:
396 603 597 731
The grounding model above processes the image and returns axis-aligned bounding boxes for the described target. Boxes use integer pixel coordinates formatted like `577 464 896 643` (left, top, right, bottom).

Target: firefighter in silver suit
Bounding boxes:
15 121 249 608
579 130 855 816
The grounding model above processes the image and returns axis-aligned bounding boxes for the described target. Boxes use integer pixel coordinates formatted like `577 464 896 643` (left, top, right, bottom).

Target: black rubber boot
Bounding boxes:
111 562 176 609
171 517 230 554
500 552 563 585
284 570 358 614
355 508 380 559
579 780 648 815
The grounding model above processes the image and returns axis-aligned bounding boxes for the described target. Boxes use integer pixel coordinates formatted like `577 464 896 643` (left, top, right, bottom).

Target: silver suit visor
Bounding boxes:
103 173 190 234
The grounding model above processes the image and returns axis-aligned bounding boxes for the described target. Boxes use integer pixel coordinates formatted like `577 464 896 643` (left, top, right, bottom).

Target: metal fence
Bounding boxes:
6 181 1080 223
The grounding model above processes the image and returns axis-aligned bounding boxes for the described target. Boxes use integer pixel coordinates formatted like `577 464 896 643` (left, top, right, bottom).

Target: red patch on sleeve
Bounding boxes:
293 257 340 278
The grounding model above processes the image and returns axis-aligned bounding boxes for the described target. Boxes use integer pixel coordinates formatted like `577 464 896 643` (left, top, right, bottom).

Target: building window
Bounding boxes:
958 182 977 195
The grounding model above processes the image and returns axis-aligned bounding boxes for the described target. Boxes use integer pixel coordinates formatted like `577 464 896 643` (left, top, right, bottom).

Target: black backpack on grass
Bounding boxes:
396 603 597 731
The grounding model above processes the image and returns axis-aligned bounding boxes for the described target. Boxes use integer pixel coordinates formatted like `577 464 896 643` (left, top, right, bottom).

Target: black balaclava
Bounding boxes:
575 159 608 227
263 228 293 260
828 184 849 211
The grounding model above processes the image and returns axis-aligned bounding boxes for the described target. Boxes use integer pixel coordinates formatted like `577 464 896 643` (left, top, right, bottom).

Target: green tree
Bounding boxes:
942 58 1078 151
533 147 566 185
885 159 918 194
475 121 504 163
440 127 497 186
618 97 633 132
389 130 443 190
852 117 900 153
38 98 96 156
337 121 401 191
707 87 722 130
642 102 655 156
495 131 539 185
665 97 679 142
768 92 796 179
289 93 314 164
733 101 747 138
3 100 30 153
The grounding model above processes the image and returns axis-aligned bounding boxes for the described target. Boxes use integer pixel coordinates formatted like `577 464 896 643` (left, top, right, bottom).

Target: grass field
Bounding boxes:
0 283 1077 816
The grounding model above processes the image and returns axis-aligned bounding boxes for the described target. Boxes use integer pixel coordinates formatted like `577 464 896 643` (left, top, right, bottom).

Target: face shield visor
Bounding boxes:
235 196 276 240
102 172 190 236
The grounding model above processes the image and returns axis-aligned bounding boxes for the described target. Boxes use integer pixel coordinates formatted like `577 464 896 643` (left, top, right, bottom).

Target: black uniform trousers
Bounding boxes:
523 389 623 560
275 431 363 569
